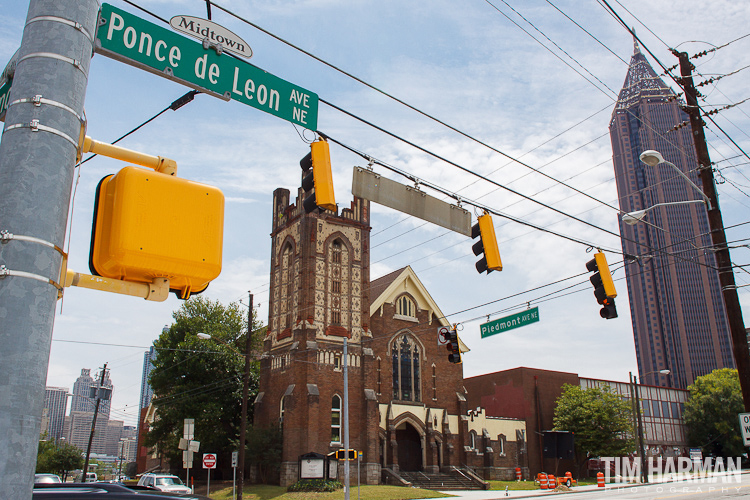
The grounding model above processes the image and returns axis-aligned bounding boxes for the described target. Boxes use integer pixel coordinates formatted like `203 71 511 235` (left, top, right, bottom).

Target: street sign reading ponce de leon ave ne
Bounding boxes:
95 3 318 130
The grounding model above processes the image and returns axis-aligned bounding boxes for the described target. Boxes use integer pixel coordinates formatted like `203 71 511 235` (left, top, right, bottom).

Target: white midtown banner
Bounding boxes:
170 15 253 59
600 456 742 484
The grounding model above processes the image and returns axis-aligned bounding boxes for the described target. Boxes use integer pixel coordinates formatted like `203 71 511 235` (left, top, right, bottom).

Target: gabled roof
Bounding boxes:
369 266 451 328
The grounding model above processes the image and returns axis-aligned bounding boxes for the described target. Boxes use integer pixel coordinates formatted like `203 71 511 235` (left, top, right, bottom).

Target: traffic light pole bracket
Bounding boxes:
82 136 177 175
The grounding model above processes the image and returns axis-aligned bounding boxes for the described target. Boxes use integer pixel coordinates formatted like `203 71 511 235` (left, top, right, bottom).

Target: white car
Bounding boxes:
137 473 191 494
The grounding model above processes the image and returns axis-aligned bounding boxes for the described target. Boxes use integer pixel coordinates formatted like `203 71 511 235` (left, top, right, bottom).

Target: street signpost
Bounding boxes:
437 326 450 346
232 451 238 500
95 3 318 130
739 413 750 446
203 453 217 497
480 307 540 338
0 78 11 121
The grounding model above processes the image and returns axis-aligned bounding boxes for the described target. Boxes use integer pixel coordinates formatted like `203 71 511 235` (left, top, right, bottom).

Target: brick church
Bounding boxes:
253 187 527 486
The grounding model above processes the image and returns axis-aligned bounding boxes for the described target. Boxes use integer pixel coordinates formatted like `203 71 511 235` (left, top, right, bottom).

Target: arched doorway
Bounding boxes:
396 422 422 471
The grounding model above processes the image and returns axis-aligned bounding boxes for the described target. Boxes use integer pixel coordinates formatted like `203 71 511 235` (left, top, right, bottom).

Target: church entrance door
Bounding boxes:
396 422 422 471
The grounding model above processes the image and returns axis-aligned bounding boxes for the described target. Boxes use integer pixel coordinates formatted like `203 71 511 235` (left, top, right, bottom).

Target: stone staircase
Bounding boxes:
399 470 483 490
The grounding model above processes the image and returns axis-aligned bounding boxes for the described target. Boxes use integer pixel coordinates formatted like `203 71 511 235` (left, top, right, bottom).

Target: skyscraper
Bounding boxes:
609 41 733 389
71 368 113 417
44 386 70 441
138 346 157 412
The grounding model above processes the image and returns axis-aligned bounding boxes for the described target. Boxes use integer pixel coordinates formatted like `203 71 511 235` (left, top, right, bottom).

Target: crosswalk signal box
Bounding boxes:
90 166 224 299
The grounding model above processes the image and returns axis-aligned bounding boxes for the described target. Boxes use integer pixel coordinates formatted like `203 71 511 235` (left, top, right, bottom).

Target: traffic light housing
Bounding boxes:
335 449 357 460
446 327 462 364
586 251 618 319
90 166 224 300
471 212 502 274
300 138 336 213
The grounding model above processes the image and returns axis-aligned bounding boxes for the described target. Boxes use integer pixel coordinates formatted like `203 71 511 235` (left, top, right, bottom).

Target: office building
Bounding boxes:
609 40 733 388
44 386 70 441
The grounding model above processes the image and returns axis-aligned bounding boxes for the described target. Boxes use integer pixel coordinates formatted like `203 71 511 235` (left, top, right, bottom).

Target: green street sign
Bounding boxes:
480 307 539 338
0 78 12 122
95 3 318 130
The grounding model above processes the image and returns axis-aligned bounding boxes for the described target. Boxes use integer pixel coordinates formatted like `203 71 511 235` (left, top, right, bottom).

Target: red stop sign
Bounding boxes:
203 453 217 469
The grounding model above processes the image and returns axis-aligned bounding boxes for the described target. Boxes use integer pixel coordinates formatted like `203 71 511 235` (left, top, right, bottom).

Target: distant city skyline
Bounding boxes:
610 41 734 389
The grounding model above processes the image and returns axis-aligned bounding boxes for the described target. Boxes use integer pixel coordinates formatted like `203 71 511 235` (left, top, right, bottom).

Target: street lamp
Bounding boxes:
621 200 707 225
638 150 711 209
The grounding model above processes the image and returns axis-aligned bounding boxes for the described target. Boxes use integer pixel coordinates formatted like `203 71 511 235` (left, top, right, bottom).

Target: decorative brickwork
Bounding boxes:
255 186 526 485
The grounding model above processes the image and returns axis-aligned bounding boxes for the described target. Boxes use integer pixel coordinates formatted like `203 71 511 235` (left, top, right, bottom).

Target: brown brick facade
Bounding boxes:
254 187 527 485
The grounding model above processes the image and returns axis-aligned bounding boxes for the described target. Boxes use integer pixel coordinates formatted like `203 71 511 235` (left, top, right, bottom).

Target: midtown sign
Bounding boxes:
95 3 318 129
480 307 539 338
169 15 253 59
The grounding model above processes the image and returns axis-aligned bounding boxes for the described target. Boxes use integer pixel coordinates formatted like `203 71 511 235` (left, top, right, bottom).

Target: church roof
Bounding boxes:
369 266 469 352
369 266 451 328
615 38 674 109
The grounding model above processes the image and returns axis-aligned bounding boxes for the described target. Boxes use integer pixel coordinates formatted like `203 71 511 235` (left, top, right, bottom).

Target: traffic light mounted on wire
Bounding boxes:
300 138 336 213
446 326 462 364
586 251 618 319
471 212 502 274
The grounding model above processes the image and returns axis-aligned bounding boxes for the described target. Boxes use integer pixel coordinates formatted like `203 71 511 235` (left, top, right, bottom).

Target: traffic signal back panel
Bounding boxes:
90 166 224 298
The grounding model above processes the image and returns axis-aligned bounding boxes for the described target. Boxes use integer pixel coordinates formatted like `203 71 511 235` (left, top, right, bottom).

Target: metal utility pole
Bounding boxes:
630 373 647 483
343 336 350 500
0 1 98 497
237 292 253 500
83 364 108 481
674 50 750 410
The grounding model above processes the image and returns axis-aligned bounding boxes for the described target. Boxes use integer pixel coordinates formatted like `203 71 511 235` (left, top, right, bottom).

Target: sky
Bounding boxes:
1 0 748 429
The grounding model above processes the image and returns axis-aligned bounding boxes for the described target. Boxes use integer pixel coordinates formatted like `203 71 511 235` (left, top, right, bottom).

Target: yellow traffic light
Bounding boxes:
471 212 502 273
90 166 224 300
586 251 617 319
300 138 336 213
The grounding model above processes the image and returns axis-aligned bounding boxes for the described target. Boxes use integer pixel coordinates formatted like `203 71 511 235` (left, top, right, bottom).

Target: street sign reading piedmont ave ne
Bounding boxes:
95 3 318 130
480 307 539 338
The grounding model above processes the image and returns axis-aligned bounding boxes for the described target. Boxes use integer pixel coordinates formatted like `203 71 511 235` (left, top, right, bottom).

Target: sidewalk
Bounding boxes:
424 470 750 499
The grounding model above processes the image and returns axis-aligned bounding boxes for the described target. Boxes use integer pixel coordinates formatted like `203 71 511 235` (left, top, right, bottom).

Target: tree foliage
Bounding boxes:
683 368 744 458
247 424 282 484
553 384 634 467
145 296 263 469
36 438 84 480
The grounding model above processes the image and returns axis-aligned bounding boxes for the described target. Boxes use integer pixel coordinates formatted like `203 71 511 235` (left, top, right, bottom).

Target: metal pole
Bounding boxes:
675 50 750 410
233 459 236 500
83 364 108 482
237 292 253 500
343 337 350 500
207 468 211 497
0 1 98 497
633 375 647 483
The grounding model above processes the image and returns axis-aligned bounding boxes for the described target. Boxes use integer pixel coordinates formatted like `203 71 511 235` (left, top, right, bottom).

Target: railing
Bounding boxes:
417 471 431 482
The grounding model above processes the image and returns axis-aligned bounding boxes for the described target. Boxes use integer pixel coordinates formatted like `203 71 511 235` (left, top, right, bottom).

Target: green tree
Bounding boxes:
36 439 83 481
247 425 282 484
145 296 262 469
683 368 744 458
553 384 634 473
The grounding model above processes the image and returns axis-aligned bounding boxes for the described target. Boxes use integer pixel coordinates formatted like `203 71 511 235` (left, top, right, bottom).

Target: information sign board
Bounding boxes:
740 412 750 446
95 3 318 129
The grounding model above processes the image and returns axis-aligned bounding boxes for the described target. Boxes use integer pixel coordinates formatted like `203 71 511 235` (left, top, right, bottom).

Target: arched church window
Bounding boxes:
391 334 421 402
331 395 341 443
396 295 415 318
330 239 343 326
280 244 293 330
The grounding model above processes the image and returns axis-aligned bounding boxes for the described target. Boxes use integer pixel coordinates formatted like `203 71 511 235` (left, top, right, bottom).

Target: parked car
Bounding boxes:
76 472 97 482
33 482 209 499
34 474 62 484
137 473 191 494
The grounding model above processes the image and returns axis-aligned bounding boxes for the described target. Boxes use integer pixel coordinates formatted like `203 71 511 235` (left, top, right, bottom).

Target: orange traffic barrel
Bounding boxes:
515 467 522 481
547 474 555 489
538 473 548 489
597 472 605 487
